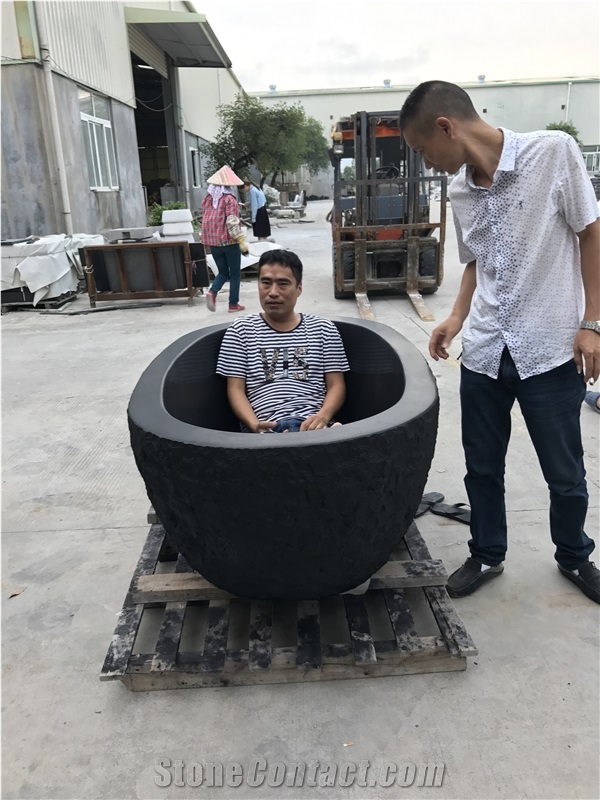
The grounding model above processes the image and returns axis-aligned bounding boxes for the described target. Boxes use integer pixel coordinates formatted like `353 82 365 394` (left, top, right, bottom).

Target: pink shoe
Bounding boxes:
228 304 246 313
206 290 217 312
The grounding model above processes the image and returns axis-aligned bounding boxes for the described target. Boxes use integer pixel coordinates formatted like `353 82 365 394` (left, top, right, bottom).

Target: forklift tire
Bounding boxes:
332 245 355 299
418 246 440 294
418 247 436 278
128 320 439 599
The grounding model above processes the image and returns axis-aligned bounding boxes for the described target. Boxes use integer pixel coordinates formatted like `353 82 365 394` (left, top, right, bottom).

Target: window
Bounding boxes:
79 89 119 189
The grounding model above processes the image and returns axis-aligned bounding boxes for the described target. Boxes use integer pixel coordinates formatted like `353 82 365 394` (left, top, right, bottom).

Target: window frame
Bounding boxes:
79 90 119 191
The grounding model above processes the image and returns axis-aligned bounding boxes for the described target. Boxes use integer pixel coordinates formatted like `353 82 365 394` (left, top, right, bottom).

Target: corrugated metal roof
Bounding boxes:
123 6 231 68
128 25 167 78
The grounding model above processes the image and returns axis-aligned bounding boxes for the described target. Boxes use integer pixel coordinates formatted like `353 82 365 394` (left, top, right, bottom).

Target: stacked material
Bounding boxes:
1 233 103 305
161 208 194 243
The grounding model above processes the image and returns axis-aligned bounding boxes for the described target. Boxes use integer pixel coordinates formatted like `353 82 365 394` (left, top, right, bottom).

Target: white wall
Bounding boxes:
253 80 600 147
178 67 242 140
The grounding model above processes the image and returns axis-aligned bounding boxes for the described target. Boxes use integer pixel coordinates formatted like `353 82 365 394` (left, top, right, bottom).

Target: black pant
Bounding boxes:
460 348 593 570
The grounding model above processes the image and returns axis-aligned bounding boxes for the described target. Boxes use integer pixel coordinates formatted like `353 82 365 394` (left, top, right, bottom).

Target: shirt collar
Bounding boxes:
496 128 517 173
462 128 517 189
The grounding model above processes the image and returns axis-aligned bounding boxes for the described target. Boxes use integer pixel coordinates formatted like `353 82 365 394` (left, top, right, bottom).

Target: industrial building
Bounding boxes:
1 0 241 239
252 77 600 198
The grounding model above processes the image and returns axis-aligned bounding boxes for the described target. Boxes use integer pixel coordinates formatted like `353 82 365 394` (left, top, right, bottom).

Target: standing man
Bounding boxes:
400 81 600 604
243 180 272 241
217 249 348 433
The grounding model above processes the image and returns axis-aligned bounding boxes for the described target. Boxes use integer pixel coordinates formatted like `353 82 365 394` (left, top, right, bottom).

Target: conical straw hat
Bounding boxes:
207 165 244 186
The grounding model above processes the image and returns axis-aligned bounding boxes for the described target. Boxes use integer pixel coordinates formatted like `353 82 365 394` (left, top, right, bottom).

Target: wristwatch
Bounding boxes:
580 320 600 334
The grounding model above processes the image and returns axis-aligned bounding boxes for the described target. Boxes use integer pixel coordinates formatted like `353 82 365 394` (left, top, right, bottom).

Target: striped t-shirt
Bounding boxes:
216 314 349 423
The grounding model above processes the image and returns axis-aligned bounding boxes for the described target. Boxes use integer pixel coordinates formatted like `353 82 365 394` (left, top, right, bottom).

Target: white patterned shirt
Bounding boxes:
449 128 599 379
216 314 349 422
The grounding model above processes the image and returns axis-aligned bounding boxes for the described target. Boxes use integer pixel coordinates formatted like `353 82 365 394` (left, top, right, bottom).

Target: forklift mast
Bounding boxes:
330 110 447 319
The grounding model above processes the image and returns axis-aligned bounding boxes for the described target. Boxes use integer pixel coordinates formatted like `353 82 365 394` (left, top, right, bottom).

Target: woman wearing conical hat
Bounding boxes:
201 165 248 313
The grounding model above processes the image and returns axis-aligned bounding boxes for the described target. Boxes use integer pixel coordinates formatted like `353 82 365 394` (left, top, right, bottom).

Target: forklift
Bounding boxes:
330 110 447 320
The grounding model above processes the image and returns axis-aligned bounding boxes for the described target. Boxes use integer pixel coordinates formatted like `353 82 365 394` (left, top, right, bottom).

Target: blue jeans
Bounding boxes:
270 417 305 433
240 417 305 433
209 243 241 306
460 348 594 570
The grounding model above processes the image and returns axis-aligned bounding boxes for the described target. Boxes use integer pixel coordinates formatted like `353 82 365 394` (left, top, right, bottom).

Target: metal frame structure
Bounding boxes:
331 111 447 320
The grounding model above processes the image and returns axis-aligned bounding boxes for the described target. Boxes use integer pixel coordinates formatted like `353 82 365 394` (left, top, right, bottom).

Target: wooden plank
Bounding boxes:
248 601 273 671
355 292 375 321
370 559 447 588
403 523 478 656
407 290 435 322
202 600 230 673
424 587 479 657
136 555 446 599
121 648 465 691
151 555 194 672
114 248 130 293
403 522 433 561
83 249 97 308
87 289 192 302
296 600 321 669
133 572 233 603
129 636 445 674
383 589 423 652
100 524 165 679
182 243 194 307
343 594 377 664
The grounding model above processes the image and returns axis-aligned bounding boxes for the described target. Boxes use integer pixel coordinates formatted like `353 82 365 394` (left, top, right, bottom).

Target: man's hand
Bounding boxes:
239 241 249 255
574 329 600 383
429 314 464 361
300 414 330 431
253 420 277 433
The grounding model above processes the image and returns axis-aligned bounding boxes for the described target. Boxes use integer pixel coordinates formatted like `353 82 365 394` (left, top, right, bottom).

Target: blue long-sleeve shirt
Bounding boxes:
248 185 266 222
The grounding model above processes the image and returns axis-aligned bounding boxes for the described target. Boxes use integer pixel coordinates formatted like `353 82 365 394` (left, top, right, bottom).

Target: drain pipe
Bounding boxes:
33 1 73 234
564 81 572 123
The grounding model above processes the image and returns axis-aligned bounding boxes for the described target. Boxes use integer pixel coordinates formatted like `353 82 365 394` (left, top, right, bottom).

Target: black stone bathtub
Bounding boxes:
128 318 439 599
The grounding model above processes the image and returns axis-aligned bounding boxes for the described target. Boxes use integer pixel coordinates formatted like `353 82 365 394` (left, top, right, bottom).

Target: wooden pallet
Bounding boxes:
100 513 477 691
1 290 77 312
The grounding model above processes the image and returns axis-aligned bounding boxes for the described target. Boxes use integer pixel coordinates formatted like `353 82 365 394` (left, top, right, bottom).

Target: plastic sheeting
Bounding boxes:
1 233 104 305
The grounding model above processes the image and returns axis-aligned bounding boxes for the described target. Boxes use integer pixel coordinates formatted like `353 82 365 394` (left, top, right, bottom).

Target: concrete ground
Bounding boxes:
2 200 599 800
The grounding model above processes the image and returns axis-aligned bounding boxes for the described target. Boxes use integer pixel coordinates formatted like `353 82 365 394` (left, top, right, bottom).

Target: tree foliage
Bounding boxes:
545 120 583 148
201 95 330 186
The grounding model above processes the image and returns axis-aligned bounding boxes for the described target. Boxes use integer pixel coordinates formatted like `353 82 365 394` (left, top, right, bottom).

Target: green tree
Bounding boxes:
201 95 330 187
342 165 355 180
545 120 583 148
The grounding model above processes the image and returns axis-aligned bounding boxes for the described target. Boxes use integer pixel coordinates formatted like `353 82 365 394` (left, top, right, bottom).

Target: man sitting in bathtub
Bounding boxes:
216 249 350 433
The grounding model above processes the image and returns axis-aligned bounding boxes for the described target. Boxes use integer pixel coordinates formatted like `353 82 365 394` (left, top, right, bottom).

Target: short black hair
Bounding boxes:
400 81 478 134
258 249 303 284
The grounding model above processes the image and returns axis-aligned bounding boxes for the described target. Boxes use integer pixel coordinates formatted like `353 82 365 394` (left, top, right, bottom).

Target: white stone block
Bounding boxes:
161 208 193 223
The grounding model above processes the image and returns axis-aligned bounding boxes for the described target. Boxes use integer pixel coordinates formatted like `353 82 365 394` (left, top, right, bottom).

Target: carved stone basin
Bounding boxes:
128 318 438 599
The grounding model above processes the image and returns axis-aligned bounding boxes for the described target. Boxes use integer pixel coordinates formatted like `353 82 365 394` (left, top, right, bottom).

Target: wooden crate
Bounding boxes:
100 515 477 691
